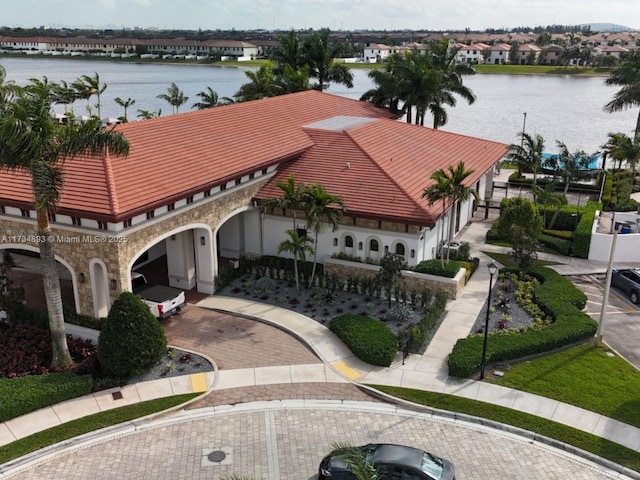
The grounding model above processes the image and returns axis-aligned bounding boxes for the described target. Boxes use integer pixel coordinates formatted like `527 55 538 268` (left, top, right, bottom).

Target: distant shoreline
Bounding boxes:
0 53 612 76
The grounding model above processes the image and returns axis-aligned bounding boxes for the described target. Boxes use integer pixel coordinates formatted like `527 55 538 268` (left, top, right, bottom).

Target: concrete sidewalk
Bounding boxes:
2 220 640 475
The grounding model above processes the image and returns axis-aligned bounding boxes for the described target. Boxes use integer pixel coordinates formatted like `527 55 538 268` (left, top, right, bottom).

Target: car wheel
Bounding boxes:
631 291 639 304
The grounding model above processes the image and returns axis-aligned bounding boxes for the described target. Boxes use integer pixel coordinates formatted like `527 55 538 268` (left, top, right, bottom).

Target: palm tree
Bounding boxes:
77 72 107 118
270 30 305 73
601 132 640 200
445 161 479 261
304 183 345 287
303 28 354 91
604 50 640 138
0 78 129 369
191 86 233 110
234 64 282 102
422 169 451 267
261 174 307 230
136 108 162 120
157 82 189 114
71 77 93 115
506 132 546 196
52 80 77 114
277 229 314 292
114 97 136 122
423 39 476 129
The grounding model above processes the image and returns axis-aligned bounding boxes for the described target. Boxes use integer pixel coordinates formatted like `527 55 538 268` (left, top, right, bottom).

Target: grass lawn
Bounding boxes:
489 343 640 428
0 393 198 465
370 385 640 472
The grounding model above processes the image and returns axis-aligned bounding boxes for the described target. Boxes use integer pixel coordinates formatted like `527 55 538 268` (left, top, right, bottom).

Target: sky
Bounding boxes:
2 0 639 32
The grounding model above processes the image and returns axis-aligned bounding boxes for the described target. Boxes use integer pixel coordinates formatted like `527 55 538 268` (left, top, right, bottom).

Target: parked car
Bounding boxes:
131 271 186 318
611 268 640 304
318 443 455 480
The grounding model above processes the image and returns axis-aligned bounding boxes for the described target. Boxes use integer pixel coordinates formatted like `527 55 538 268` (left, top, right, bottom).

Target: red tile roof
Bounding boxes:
0 90 397 221
256 118 508 226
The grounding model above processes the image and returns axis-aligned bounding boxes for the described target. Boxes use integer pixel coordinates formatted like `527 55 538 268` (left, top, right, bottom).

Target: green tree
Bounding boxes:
157 82 189 114
98 291 167 379
191 86 233 110
234 64 283 102
506 132 546 195
303 28 354 92
136 108 162 119
0 77 129 369
114 96 136 122
604 50 640 138
261 173 307 231
277 229 314 292
76 72 107 118
270 30 305 73
495 197 543 242
52 80 77 114
533 181 566 228
422 169 452 267
304 183 345 288
602 132 640 173
443 161 478 261
511 224 539 268
376 252 407 308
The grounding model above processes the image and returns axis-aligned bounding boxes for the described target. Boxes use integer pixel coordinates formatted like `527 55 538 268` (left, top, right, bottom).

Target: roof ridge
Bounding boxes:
101 152 120 217
344 126 431 221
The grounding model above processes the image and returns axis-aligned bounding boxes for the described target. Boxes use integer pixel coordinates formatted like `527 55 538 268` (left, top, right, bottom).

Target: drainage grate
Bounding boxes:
112 391 123 400
201 447 233 467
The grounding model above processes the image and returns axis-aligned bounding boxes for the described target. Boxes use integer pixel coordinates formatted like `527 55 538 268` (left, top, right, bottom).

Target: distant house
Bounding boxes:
596 45 630 58
517 44 542 65
487 43 511 65
455 42 491 64
540 45 564 65
363 43 401 62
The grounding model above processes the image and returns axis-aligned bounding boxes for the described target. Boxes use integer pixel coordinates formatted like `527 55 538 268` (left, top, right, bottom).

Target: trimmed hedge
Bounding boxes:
448 266 595 378
406 292 447 352
538 234 572 256
573 201 600 259
0 373 93 422
411 259 461 278
329 314 397 367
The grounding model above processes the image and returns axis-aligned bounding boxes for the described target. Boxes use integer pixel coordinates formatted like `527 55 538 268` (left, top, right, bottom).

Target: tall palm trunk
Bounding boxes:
37 207 73 369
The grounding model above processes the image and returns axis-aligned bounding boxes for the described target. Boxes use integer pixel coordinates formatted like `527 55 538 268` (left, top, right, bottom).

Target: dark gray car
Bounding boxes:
318 443 455 480
611 268 640 304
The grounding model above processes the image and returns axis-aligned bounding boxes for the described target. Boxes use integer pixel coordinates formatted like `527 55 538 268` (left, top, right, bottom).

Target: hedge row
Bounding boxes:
573 201 600 259
447 266 595 378
329 314 398 367
411 259 461 278
406 292 447 352
0 373 93 422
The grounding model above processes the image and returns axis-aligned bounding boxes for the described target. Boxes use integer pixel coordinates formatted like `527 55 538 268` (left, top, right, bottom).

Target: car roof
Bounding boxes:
371 444 424 469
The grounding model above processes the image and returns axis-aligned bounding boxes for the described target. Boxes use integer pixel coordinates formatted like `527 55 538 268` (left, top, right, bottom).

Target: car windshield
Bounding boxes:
419 452 444 479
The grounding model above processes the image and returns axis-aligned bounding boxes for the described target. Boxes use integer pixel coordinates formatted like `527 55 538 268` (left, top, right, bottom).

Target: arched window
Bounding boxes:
345 235 354 248
395 243 405 256
370 239 379 252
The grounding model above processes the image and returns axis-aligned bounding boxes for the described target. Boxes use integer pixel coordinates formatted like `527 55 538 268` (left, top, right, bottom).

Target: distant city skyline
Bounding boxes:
2 0 639 33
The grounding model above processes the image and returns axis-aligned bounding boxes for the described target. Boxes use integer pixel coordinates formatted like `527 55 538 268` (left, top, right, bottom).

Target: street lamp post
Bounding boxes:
480 261 499 380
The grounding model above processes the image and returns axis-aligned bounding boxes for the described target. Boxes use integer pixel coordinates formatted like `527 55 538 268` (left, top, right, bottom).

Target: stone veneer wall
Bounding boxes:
0 179 268 316
323 257 465 299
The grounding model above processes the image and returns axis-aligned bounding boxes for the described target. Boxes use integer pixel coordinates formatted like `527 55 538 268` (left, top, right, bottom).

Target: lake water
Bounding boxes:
1 57 637 154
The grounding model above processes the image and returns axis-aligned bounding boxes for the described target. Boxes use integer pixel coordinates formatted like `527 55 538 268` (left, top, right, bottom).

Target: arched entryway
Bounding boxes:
127 224 215 296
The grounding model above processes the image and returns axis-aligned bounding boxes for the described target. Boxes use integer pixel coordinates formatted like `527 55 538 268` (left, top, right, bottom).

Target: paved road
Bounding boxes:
9 403 627 480
571 274 640 369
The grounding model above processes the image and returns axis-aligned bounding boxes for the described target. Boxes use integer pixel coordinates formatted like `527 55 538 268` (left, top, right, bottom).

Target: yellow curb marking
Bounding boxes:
332 361 362 381
190 372 208 393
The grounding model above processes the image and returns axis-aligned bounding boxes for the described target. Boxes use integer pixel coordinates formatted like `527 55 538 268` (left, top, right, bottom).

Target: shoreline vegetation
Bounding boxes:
0 54 613 76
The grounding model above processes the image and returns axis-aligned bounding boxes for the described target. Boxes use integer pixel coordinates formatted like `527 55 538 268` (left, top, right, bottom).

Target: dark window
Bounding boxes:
20 209 30 218
297 227 307 238
370 239 379 252
186 196 194 204
395 243 405 255
220 183 227 191
146 211 155 219
72 216 81 226
167 203 175 212
345 235 354 248
98 221 108 230
204 190 211 198
123 218 132 227
235 178 241 185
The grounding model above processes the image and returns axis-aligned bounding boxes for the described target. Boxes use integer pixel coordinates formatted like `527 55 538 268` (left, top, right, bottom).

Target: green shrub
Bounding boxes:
573 201 600 259
411 259 461 278
0 373 93 422
98 292 167 379
329 314 397 367
63 308 105 330
538 234 572 255
407 292 447 352
448 266 595 378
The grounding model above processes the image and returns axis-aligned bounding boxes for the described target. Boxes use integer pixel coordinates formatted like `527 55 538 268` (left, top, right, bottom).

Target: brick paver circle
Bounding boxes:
9 404 631 479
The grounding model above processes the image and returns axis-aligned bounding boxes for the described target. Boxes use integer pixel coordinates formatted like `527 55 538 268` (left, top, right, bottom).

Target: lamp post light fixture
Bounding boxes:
480 261 499 380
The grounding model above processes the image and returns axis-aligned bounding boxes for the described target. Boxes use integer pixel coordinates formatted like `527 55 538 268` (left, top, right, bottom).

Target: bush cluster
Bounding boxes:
329 314 397 367
538 234 572 256
404 291 447 352
98 292 167 379
0 373 93 422
448 266 595 378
